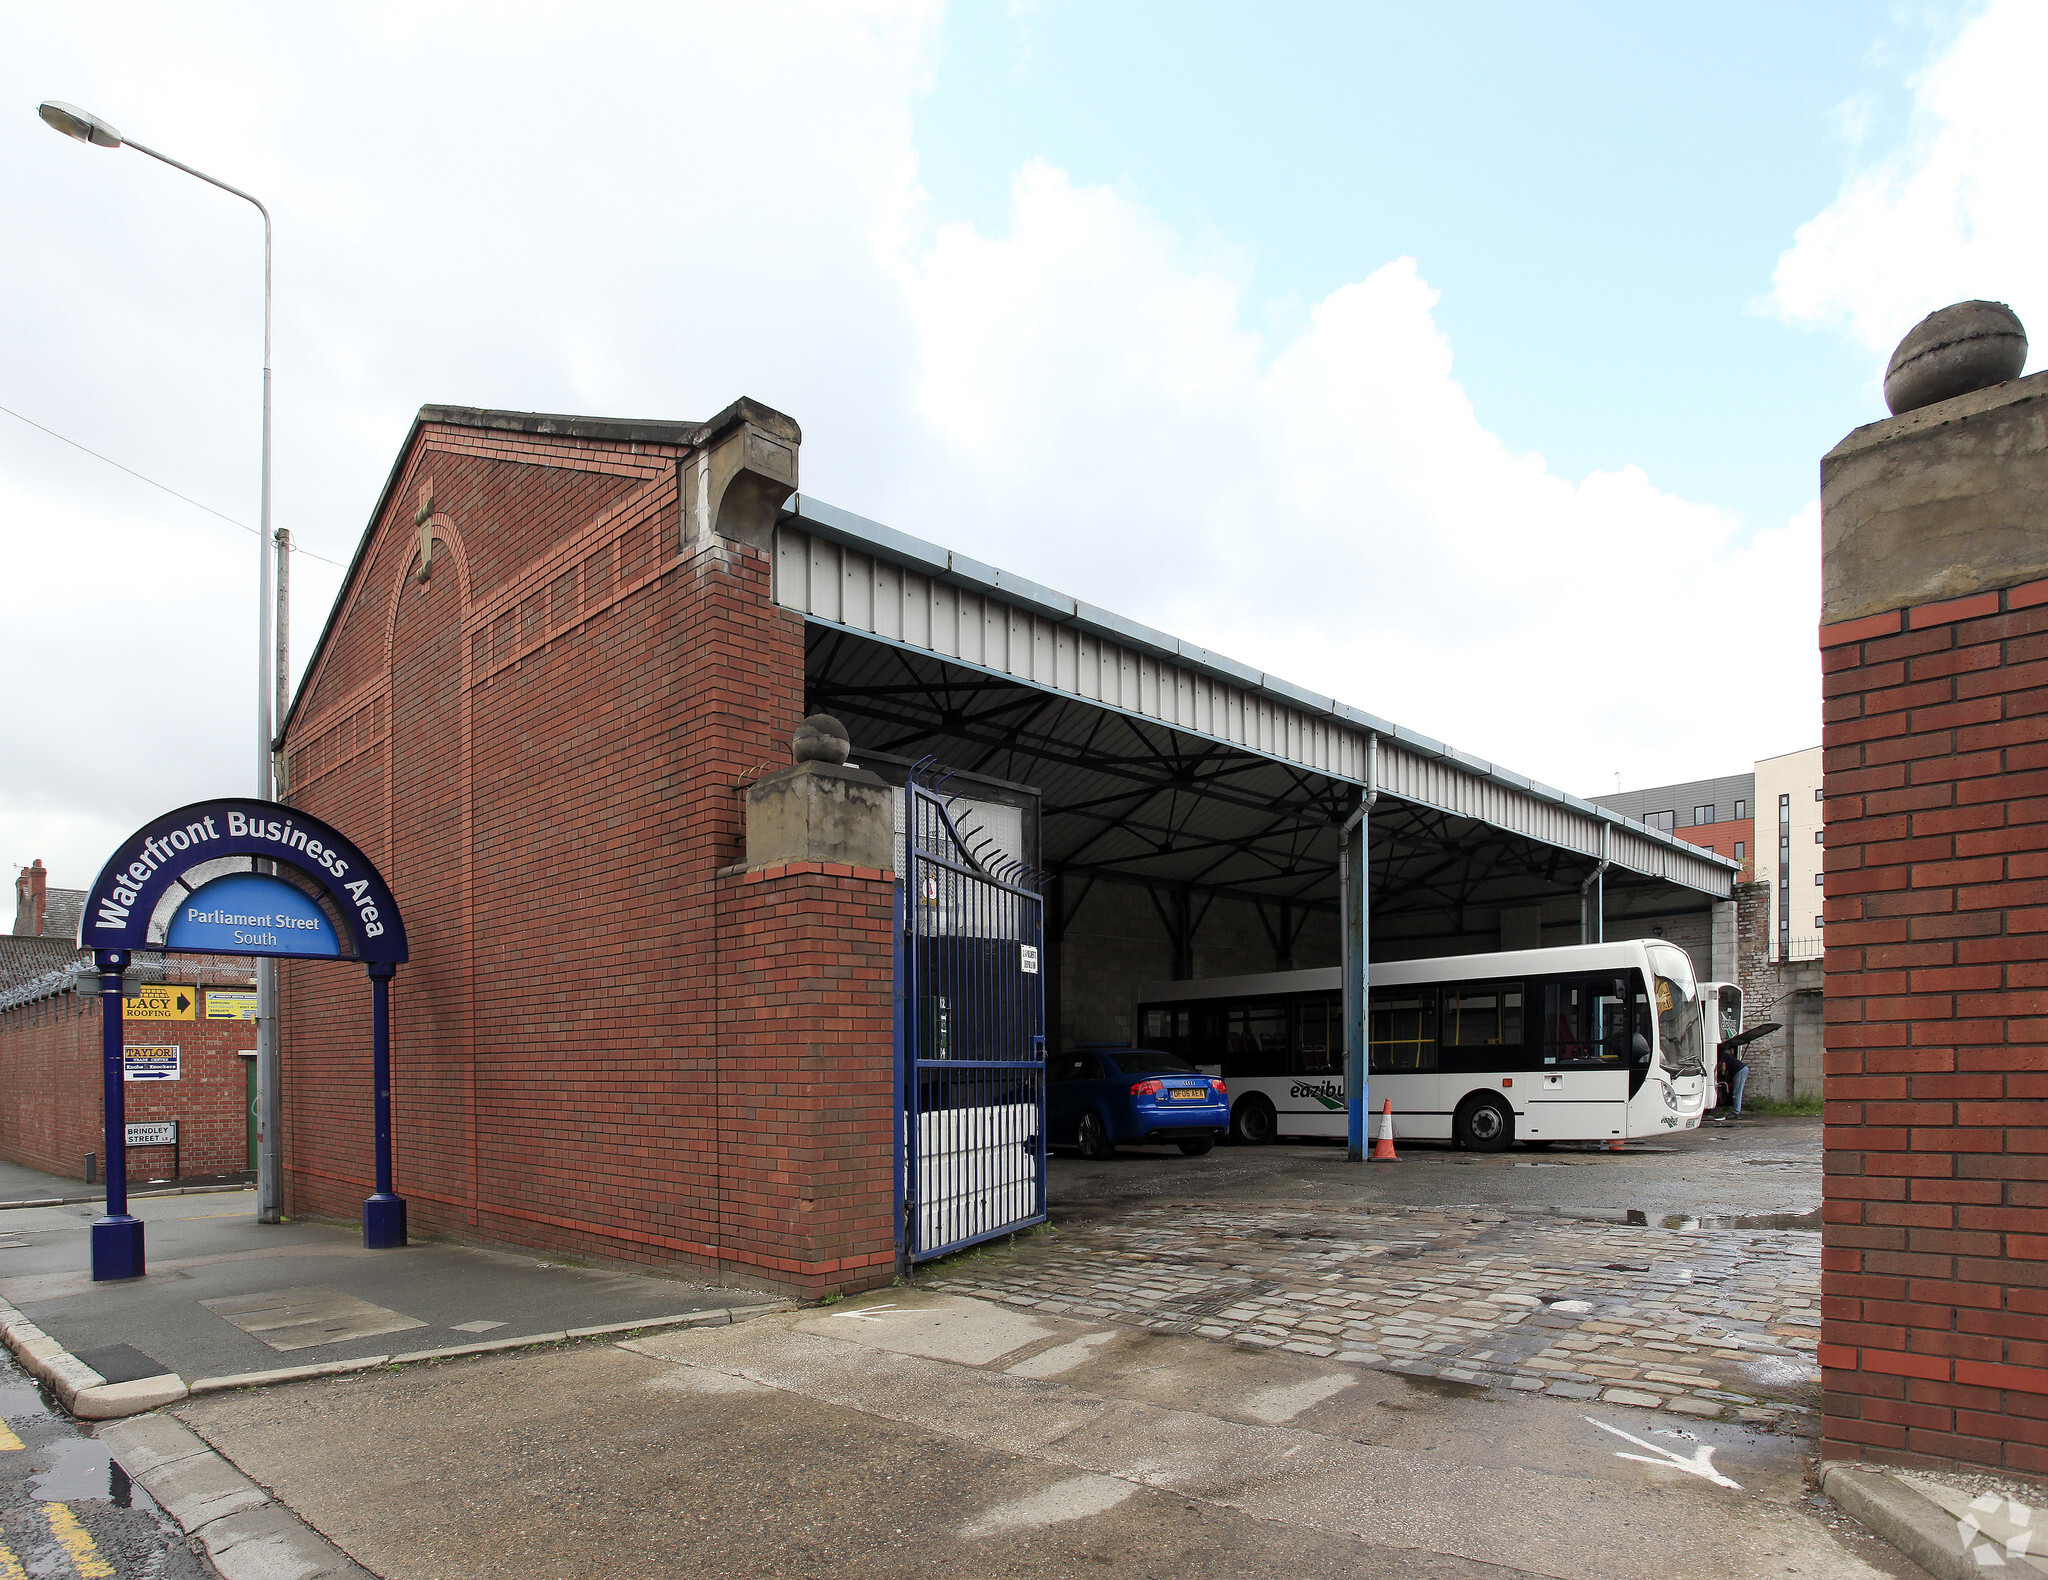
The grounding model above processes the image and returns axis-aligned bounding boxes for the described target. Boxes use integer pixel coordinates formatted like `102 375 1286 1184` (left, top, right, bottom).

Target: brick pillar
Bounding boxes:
716 863 897 1296
1819 363 2048 1474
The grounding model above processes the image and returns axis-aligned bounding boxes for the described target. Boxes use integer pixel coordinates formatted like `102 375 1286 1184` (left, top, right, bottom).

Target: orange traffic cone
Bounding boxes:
1371 1098 1398 1161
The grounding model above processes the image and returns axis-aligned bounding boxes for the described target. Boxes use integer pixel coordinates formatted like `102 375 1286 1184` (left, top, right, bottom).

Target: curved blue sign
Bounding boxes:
165 873 341 958
80 798 407 963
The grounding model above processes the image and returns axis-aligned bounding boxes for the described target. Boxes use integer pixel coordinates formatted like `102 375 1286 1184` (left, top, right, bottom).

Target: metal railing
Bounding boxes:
1777 935 1824 963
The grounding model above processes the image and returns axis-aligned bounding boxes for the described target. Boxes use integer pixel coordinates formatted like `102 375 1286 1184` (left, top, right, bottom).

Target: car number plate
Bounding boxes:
1169 1088 1206 1100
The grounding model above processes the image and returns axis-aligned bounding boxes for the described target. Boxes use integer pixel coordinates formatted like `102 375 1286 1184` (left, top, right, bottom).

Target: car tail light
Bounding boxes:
1130 1079 1163 1096
1209 1078 1227 1095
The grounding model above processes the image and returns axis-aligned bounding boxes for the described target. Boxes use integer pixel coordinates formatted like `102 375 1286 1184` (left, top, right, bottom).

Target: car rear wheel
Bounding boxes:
1231 1096 1276 1146
1455 1094 1514 1153
1177 1139 1215 1157
1076 1109 1115 1160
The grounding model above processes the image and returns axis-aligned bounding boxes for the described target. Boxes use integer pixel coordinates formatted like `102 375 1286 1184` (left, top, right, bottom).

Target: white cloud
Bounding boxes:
1 1 941 885
879 163 1822 797
1773 0 2046 365
4 0 1849 889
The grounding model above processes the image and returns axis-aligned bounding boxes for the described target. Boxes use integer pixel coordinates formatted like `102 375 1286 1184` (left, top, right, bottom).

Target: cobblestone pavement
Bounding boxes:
932 1199 1822 1431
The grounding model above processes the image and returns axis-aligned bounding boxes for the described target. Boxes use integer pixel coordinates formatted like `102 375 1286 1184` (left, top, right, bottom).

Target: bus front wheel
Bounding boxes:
1455 1095 1514 1153
1232 1097 1277 1146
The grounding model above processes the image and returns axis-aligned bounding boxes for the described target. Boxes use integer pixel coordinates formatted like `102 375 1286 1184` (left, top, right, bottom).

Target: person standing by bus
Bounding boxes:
1717 1041 1750 1118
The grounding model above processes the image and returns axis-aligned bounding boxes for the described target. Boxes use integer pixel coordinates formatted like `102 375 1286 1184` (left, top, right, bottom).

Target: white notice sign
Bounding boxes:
126 1121 177 1146
1019 945 1040 975
123 1046 181 1082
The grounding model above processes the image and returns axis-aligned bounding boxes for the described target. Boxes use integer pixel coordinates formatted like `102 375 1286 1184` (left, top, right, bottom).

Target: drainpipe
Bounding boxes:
1580 822 1612 945
1342 735 1378 1161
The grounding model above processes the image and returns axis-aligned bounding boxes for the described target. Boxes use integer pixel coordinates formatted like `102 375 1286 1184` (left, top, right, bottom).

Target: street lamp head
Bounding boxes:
38 101 123 148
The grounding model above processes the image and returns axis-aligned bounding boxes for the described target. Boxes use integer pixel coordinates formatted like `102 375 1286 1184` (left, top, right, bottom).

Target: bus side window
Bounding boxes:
1229 1004 1289 1078
1293 998 1339 1075
1369 990 1437 1073
1591 979 1629 1061
1552 978 1624 1065
1540 980 1587 1064
1591 977 1648 1061
1442 983 1523 1048
1140 1006 1190 1056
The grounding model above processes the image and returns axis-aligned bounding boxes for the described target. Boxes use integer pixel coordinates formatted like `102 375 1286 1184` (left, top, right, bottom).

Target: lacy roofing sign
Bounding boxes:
81 798 407 964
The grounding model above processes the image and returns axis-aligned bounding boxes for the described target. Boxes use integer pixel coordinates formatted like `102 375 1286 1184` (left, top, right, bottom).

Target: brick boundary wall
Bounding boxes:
1819 580 2048 1474
714 863 897 1292
0 984 254 1182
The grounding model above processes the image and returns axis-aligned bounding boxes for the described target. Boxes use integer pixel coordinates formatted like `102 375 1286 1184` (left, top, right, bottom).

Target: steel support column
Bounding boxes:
90 949 144 1280
1343 736 1378 1162
362 961 407 1248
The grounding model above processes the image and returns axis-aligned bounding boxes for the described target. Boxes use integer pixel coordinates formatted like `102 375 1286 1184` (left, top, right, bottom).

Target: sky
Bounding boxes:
3 0 2039 889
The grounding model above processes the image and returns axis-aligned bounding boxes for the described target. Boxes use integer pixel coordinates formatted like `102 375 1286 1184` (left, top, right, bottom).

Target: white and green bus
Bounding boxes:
1133 941 1710 1151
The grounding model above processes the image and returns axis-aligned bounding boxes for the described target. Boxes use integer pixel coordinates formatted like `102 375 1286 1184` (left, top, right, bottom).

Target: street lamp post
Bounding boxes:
40 100 286 1228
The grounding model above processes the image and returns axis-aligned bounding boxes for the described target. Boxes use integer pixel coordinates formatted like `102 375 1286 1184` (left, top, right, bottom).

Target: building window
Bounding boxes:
1815 915 1825 929
1734 799 1747 820
1695 804 1715 825
1647 810 1674 832
1814 872 1824 885
1815 788 1824 800
1734 841 1746 858
1814 830 1823 843
1778 794 1792 946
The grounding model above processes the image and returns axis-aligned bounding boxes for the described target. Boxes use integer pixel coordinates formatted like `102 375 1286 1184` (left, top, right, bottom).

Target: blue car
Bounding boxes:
1047 1046 1228 1158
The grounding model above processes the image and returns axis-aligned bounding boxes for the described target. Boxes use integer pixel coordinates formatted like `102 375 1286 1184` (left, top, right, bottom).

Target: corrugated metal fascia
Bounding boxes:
777 516 1738 894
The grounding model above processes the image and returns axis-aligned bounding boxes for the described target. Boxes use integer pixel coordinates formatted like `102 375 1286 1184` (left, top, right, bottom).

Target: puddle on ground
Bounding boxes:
2 1360 154 1509
30 1435 129 1504
1507 1205 1820 1232
1662 1210 1821 1231
1395 1372 1488 1399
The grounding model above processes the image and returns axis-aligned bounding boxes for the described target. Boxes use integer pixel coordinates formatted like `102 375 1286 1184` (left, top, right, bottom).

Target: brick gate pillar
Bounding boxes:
1818 330 2048 1473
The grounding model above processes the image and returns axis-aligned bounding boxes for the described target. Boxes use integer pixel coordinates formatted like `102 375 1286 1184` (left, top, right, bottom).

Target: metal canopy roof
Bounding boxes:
780 496 1734 929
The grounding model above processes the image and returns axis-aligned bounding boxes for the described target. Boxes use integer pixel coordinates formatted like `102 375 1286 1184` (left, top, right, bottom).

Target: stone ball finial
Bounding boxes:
792 713 851 765
1884 300 2027 416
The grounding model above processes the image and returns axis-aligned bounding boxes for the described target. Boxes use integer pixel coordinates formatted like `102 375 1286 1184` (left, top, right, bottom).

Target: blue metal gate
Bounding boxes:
899 767 1047 1264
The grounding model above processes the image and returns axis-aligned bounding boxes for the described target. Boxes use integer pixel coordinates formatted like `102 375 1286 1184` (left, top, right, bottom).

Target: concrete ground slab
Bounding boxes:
793 1292 1072 1365
0 1157 93 1206
199 1284 428 1351
174 1298 1924 1580
0 1189 777 1382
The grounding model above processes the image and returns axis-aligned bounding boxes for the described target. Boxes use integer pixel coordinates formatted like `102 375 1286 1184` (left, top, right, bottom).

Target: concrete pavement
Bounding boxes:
0 1157 100 1206
164 1285 1923 1580
0 1157 251 1207
0 1189 782 1387
10 1116 1945 1575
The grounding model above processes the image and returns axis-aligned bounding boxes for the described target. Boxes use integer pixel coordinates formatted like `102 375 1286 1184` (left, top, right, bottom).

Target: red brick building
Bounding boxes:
279 398 1741 1298
278 401 898 1297
1819 360 2048 1475
0 926 257 1184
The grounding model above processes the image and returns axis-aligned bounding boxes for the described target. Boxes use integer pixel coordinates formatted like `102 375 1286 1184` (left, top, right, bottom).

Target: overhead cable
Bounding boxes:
0 400 347 568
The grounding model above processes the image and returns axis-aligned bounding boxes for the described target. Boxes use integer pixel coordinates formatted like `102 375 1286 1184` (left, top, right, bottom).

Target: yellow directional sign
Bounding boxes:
123 984 196 1022
204 988 259 1021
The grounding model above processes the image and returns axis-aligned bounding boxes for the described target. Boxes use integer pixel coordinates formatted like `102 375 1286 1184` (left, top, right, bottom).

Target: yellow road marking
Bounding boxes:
0 1423 21 1450
43 1503 114 1578
0 1537 26 1580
